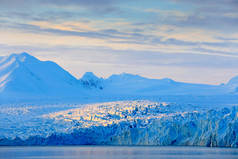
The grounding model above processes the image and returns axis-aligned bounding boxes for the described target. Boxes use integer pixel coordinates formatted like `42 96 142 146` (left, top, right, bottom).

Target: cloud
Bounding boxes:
0 0 121 15
172 0 238 8
1 18 238 60
1 0 238 84
168 0 238 31
145 9 188 21
1 42 238 84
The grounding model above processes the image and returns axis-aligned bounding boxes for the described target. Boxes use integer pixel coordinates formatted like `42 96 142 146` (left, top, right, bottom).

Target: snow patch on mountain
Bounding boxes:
0 52 86 97
80 72 104 90
101 73 229 96
226 76 238 92
0 52 237 103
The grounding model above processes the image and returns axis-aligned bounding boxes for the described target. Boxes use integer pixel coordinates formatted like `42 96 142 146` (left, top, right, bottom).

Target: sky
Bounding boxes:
0 0 238 84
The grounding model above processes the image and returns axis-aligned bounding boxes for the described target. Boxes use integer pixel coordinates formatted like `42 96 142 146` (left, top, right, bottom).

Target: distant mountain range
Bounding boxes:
0 52 237 102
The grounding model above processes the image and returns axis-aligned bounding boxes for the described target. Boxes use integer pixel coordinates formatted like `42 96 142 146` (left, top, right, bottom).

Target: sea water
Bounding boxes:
0 146 238 159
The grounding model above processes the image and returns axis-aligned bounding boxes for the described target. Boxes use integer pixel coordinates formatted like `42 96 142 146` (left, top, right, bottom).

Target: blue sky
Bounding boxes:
0 0 238 84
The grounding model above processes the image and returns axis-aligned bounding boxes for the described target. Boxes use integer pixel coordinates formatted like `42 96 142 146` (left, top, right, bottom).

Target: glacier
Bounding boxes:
1 53 238 147
0 101 238 147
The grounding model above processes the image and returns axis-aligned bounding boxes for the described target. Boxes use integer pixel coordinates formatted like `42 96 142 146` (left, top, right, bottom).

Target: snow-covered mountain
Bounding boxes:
226 76 238 92
101 73 229 95
80 72 104 90
0 52 83 98
0 52 237 102
1 53 238 147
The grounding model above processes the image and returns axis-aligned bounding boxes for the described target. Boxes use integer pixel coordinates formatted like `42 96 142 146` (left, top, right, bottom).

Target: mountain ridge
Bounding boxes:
0 52 237 102
0 52 84 97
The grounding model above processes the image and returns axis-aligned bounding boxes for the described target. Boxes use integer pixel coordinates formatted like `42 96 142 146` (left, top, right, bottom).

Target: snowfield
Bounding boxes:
0 100 238 147
1 53 238 147
1 52 237 103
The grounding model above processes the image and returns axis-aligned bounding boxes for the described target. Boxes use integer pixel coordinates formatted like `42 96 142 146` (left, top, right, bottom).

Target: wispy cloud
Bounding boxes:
0 0 238 84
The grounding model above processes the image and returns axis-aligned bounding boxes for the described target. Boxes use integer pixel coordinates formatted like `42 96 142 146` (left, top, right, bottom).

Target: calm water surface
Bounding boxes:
0 146 238 159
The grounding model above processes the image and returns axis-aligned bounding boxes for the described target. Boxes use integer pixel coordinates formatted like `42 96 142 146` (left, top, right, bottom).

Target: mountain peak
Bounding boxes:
161 78 174 83
0 52 82 95
10 52 31 57
8 52 37 63
226 76 238 92
108 73 145 81
18 52 31 56
81 72 99 81
227 76 238 84
80 72 103 89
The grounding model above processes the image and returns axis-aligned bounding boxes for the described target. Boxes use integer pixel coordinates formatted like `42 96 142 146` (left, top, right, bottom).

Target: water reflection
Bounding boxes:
0 146 238 159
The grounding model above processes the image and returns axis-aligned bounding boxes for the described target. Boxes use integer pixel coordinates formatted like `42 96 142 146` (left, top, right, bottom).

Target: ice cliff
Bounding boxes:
0 101 237 147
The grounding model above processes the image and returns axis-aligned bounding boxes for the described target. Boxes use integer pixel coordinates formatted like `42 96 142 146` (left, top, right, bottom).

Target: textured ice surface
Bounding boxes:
0 100 238 147
1 53 238 146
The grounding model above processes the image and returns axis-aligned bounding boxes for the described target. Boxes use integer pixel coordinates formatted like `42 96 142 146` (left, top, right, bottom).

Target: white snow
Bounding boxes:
0 53 238 147
0 52 236 102
0 53 87 97
227 76 238 92
80 72 104 89
0 100 237 147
